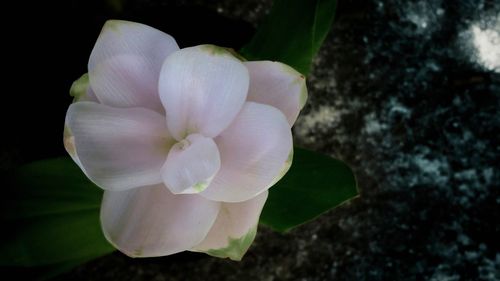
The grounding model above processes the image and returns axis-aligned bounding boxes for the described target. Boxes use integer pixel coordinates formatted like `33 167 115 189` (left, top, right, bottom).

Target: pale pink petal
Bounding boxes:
158 45 249 140
90 55 163 112
244 61 307 126
161 134 221 194
89 20 179 111
192 191 268 260
101 184 220 257
201 102 292 202
63 125 85 174
66 102 174 191
85 87 98 103
64 74 98 172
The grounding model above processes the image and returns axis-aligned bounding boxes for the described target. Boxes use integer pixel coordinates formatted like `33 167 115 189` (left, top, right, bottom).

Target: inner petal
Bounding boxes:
158 45 249 140
161 134 221 194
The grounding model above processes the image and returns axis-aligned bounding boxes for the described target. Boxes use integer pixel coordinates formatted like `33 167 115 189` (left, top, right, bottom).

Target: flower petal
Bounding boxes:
191 191 268 261
64 74 98 172
63 125 85 174
159 45 249 140
244 61 307 126
201 102 293 202
69 73 98 103
101 185 220 257
89 20 179 111
161 134 221 194
66 102 174 191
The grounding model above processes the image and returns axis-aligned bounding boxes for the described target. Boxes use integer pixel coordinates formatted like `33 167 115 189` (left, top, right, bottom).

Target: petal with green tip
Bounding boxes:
69 73 98 103
191 191 268 261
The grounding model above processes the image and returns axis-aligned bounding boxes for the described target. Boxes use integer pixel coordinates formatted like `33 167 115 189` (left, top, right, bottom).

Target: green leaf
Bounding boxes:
2 158 102 221
240 0 337 75
0 158 114 268
2 256 98 281
260 148 358 232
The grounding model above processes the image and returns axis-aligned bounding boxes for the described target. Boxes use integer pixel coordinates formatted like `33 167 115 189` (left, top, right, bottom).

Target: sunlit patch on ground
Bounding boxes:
469 15 500 72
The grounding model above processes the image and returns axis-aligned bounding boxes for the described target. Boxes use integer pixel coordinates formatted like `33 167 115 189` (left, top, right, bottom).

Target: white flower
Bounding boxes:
64 20 307 260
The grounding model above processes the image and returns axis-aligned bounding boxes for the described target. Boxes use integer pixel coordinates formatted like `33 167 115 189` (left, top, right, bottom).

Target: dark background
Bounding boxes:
3 0 500 280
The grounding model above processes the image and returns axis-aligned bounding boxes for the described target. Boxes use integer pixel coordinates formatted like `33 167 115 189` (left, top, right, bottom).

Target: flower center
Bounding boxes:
177 139 191 150
161 133 221 195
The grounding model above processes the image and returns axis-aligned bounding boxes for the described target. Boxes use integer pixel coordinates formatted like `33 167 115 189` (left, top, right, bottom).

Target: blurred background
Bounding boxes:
3 0 500 280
